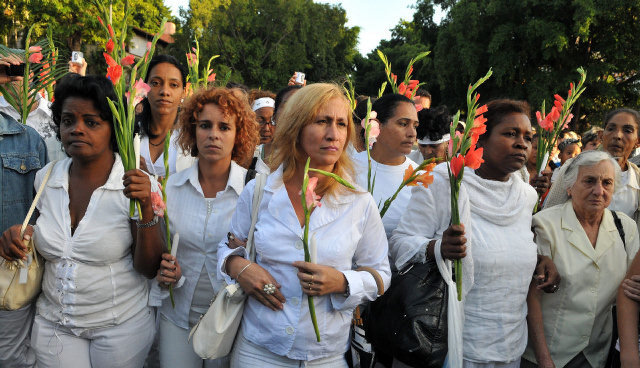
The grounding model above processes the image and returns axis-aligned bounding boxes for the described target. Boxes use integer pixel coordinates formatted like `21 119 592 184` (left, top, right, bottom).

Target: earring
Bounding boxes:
180 98 184 103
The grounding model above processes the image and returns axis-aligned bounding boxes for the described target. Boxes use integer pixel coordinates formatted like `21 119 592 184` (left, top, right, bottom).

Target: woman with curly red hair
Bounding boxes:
153 88 259 367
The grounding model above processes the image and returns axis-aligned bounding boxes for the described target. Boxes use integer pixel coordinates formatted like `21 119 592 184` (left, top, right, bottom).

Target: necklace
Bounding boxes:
149 135 168 147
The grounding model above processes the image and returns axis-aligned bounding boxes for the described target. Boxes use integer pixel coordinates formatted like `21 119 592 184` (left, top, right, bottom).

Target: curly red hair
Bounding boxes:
177 88 259 167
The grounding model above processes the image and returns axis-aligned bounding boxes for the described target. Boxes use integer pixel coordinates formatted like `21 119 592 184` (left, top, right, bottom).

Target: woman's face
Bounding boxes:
602 112 639 165
147 62 185 116
559 143 581 165
375 101 419 156
195 103 236 163
300 97 349 170
59 97 113 161
568 160 615 216
256 106 275 145
478 113 533 178
419 142 447 161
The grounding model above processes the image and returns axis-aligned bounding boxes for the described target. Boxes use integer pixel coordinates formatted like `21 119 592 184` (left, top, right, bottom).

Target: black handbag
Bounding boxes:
364 257 448 368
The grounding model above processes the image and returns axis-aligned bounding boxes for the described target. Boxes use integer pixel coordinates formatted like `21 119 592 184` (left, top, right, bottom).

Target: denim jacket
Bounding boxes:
0 111 48 232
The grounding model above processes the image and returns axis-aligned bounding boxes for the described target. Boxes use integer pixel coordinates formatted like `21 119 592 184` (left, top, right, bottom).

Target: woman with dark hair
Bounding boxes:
407 105 451 163
391 99 558 367
137 54 194 176
154 88 259 367
0 74 164 367
352 93 419 238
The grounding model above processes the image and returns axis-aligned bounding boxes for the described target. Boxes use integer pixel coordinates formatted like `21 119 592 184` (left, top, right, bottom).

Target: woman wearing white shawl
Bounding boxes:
391 99 559 368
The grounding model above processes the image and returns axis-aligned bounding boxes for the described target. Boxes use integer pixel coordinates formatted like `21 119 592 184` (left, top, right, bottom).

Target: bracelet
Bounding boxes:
235 262 252 280
137 215 159 228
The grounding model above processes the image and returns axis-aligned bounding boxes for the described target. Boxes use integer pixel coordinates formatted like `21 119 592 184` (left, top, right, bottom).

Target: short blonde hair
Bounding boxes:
176 88 259 167
270 83 355 197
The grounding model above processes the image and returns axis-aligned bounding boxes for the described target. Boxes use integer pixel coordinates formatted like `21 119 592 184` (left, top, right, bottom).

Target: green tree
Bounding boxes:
173 0 359 91
432 0 640 127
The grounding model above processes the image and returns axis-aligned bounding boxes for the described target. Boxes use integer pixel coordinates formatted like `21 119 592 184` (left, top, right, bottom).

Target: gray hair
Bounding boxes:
543 150 621 208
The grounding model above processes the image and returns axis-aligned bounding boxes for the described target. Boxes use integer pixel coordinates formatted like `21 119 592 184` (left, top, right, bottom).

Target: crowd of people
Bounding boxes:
1 51 640 368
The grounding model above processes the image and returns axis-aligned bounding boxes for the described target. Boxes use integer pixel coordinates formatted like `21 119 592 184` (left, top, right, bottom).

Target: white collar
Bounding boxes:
172 159 246 197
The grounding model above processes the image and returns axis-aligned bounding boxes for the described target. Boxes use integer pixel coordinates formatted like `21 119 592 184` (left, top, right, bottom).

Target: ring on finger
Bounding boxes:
263 283 276 295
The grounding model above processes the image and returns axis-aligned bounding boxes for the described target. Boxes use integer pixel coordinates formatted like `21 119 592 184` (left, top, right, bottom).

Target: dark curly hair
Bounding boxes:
372 93 415 125
416 105 451 142
176 88 259 167
50 74 119 153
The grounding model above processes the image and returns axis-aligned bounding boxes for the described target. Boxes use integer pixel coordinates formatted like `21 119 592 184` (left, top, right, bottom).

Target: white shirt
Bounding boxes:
609 168 639 218
352 150 417 239
252 145 271 174
0 94 66 161
217 165 391 361
406 149 423 164
33 155 156 329
139 130 195 177
159 161 247 329
391 164 538 363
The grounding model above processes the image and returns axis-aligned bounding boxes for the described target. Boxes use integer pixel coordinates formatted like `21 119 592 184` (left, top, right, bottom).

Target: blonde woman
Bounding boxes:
218 83 391 367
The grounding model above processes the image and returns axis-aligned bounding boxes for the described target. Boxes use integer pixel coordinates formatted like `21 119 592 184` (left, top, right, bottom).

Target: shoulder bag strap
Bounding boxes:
356 266 385 296
611 210 626 249
245 174 267 262
20 161 56 237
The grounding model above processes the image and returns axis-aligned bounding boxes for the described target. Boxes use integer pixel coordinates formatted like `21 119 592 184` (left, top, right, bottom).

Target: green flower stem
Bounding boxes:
161 131 175 308
301 159 321 342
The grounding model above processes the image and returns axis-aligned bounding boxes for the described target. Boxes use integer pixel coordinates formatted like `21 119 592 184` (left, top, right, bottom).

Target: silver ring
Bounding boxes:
551 284 559 293
263 283 276 295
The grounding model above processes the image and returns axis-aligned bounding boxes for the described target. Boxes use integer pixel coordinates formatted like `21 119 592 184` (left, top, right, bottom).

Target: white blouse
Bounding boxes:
352 150 417 239
609 167 640 219
158 161 247 329
391 164 538 364
217 165 391 361
33 155 156 329
140 130 196 177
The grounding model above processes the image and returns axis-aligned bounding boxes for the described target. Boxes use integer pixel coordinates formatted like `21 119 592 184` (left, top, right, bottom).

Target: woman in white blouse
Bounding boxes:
137 55 195 176
391 99 558 367
154 88 258 367
601 108 640 221
352 93 419 238
218 83 391 367
0 74 165 367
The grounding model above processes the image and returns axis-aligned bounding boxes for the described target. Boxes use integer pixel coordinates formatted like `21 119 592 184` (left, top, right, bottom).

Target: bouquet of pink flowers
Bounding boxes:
184 37 220 96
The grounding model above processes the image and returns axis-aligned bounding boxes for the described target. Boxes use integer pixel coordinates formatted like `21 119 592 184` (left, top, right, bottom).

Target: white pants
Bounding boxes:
0 303 36 368
230 332 348 368
463 360 520 368
158 313 229 368
31 307 155 368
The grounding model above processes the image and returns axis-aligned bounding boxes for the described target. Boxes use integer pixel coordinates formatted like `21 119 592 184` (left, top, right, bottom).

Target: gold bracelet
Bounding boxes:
235 262 252 280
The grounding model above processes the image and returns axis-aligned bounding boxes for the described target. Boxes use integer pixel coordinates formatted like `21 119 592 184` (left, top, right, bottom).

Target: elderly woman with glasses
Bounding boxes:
523 150 640 368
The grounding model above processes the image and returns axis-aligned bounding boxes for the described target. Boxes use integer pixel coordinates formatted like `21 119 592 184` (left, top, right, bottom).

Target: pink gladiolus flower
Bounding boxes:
208 72 216 82
535 111 543 125
448 131 463 156
476 104 488 116
391 73 397 84
186 53 197 66
146 42 152 50
108 24 114 38
28 46 42 53
150 191 166 217
98 16 104 27
361 111 380 147
408 65 413 76
106 65 122 85
464 145 484 170
28 52 43 64
554 99 563 111
121 55 135 66
304 177 322 208
126 78 151 106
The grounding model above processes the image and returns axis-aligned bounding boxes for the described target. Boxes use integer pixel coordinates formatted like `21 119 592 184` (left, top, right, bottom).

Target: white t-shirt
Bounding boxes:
352 150 417 239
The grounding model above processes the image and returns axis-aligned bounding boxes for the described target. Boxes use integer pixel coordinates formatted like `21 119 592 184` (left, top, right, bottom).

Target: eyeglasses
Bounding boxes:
258 118 276 127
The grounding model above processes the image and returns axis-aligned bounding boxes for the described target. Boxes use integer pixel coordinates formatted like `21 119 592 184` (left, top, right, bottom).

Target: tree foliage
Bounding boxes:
355 0 640 130
172 0 359 91
0 0 173 70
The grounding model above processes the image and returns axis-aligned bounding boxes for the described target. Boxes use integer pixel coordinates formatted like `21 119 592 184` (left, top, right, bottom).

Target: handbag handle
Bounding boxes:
20 161 56 238
245 174 267 262
356 266 385 296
